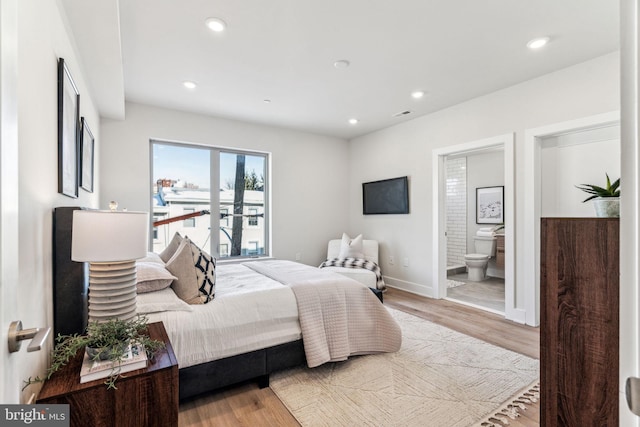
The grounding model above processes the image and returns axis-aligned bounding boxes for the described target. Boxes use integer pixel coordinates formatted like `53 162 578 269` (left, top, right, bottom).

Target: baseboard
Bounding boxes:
384 276 434 298
446 265 466 275
506 308 527 325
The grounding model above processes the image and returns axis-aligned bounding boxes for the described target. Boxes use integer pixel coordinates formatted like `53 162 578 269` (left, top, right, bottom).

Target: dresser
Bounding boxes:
540 218 618 426
37 322 178 427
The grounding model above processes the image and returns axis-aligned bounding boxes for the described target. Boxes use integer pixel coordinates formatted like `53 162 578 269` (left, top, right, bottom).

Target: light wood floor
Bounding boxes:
447 273 506 313
179 288 540 427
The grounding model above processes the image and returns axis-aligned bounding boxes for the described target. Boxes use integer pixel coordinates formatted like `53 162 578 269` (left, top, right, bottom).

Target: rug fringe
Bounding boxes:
476 381 540 427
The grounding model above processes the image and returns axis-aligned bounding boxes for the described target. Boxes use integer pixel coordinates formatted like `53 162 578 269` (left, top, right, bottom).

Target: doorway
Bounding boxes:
443 149 506 315
432 133 517 321
522 111 620 326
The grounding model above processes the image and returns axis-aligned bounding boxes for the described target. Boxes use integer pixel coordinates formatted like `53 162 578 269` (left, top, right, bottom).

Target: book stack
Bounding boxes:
80 343 148 384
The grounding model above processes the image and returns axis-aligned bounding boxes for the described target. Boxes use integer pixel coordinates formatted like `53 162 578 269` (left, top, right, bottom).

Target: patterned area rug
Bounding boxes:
270 308 539 427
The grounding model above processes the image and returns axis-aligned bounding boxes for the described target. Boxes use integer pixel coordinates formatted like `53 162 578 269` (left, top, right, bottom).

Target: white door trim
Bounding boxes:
522 111 620 327
620 0 639 423
0 0 20 404
432 133 517 321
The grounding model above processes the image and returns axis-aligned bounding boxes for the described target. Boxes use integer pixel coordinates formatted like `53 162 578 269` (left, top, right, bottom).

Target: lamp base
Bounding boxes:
88 260 137 322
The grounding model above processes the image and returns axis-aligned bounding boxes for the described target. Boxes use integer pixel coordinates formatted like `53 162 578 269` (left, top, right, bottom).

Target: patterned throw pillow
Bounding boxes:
164 236 216 304
165 238 203 304
187 238 216 303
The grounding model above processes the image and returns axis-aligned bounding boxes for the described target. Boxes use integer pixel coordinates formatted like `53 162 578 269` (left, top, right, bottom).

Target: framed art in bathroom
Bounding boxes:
476 186 504 224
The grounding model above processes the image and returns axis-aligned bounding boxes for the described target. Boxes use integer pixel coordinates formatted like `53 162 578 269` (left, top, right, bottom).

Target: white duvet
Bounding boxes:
141 263 301 368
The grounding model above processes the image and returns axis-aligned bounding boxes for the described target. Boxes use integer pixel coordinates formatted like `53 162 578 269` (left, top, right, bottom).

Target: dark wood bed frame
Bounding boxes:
53 206 306 401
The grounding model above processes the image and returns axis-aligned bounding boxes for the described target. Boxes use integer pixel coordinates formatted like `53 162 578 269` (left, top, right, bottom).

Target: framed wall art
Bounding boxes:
58 58 80 198
476 186 504 224
80 117 94 192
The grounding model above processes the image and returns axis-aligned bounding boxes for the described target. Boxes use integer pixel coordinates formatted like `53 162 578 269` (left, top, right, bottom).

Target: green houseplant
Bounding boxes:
575 173 620 217
25 316 165 390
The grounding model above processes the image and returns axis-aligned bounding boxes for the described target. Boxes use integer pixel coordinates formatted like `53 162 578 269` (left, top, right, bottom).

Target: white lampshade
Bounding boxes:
71 210 149 323
72 210 149 262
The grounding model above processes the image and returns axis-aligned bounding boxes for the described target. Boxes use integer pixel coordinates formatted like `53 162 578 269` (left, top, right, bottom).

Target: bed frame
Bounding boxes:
53 206 306 401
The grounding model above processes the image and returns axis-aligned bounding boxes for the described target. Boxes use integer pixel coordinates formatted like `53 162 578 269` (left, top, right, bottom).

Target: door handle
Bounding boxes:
8 320 50 353
627 377 640 416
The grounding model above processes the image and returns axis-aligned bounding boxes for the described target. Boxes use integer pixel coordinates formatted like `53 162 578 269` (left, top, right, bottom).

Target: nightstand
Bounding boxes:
37 322 178 427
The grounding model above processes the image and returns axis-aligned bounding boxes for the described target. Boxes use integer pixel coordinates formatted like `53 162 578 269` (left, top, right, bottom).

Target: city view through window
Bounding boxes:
151 142 267 258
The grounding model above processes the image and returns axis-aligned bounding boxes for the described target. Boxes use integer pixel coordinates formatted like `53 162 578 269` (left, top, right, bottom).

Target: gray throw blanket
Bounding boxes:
244 260 402 368
319 257 385 290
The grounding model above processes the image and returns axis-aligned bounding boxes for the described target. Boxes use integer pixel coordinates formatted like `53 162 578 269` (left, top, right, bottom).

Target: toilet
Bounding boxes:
464 236 497 281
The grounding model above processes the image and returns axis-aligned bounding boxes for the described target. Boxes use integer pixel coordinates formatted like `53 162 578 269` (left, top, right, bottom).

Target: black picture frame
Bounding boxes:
476 186 504 224
80 117 94 192
58 58 80 198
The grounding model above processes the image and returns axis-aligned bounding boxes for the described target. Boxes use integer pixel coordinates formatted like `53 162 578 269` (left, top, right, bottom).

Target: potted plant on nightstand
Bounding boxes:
24 316 165 390
575 173 620 218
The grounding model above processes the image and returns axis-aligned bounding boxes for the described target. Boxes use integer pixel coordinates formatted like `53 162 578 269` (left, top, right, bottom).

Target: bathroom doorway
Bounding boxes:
432 134 518 322
444 148 505 315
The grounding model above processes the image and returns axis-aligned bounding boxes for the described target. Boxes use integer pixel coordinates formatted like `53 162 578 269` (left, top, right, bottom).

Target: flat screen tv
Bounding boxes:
362 176 409 215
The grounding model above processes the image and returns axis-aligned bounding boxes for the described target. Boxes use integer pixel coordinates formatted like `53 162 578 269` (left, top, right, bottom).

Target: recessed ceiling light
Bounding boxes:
263 99 271 104
334 60 350 69
205 17 226 32
348 118 359 125
527 37 550 50
183 81 197 89
411 90 425 99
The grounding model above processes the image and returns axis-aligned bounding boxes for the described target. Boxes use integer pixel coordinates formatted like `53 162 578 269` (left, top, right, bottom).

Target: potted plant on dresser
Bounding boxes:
575 173 620 218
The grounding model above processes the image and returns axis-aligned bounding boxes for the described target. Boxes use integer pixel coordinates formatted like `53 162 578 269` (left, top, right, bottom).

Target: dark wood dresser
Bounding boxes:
540 218 619 426
37 322 178 427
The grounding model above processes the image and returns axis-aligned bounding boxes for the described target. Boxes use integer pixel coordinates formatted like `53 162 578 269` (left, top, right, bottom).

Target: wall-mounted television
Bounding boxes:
362 176 409 215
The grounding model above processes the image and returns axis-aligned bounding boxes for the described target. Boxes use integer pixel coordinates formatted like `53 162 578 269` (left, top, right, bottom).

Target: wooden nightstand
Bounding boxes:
37 322 178 427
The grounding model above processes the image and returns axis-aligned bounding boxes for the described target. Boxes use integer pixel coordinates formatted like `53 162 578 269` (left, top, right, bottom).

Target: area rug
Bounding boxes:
270 308 539 427
447 279 466 288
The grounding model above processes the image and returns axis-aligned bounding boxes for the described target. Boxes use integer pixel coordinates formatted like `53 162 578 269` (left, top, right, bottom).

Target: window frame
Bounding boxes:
150 139 270 260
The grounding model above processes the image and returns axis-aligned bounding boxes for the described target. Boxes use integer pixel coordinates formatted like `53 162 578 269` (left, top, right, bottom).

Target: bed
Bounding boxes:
53 207 401 401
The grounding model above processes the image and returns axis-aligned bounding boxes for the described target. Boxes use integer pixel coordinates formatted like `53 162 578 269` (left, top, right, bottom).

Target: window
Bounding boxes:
221 208 229 227
248 208 258 227
219 243 229 257
183 208 195 227
247 241 259 256
151 141 269 259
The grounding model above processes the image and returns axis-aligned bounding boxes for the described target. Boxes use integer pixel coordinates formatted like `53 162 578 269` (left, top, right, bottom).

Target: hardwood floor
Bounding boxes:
179 287 540 426
446 273 506 313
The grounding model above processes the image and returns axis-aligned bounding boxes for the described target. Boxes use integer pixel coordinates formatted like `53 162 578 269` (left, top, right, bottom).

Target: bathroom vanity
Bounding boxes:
495 234 505 268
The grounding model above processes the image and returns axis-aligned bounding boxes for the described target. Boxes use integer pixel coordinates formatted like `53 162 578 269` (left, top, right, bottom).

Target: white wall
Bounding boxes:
348 52 620 311
13 0 100 402
540 125 620 217
100 102 350 266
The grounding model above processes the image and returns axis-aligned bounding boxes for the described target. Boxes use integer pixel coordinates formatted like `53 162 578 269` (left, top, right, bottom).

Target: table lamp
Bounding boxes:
71 208 149 322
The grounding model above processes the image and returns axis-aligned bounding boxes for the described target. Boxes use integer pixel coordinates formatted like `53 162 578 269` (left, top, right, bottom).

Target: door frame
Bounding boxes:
620 0 639 423
432 133 517 321
522 111 620 327
0 0 20 403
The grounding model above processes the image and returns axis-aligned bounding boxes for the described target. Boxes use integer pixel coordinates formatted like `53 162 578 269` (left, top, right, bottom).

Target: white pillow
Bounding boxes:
138 252 164 264
136 287 193 314
338 233 364 259
136 262 177 293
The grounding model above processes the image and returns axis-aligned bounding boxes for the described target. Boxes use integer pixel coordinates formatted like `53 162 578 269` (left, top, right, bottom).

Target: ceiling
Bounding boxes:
62 0 619 140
